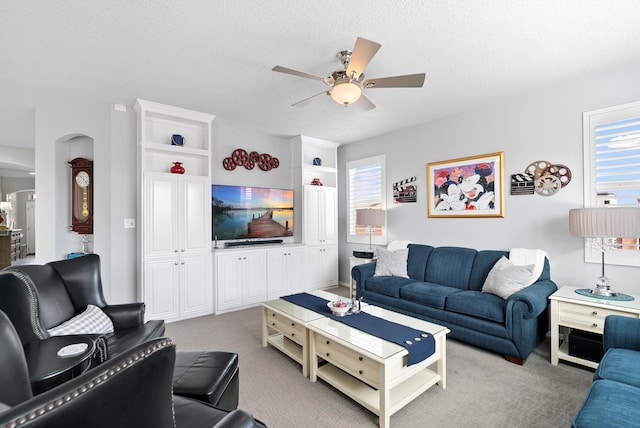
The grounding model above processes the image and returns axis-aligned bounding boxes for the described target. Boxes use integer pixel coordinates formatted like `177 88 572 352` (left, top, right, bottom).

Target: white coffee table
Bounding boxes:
307 303 449 428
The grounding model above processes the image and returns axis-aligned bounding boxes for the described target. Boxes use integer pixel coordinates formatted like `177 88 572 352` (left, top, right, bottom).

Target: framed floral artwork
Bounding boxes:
427 152 504 218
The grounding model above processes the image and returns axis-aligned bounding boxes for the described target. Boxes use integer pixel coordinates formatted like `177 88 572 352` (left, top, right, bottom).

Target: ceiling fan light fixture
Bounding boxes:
330 80 362 105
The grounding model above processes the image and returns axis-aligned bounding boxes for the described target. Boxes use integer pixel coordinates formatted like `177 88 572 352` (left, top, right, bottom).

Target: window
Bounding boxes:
346 155 386 245
583 100 640 266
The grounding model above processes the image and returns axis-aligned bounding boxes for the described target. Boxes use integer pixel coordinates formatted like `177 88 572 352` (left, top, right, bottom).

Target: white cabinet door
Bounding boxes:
304 244 338 290
303 186 337 245
243 251 268 305
144 256 180 321
180 252 212 317
216 250 267 311
267 247 304 298
144 174 179 258
182 177 210 253
216 253 245 311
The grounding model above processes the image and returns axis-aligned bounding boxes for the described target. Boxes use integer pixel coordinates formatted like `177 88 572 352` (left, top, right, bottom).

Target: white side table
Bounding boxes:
549 285 640 369
349 256 376 298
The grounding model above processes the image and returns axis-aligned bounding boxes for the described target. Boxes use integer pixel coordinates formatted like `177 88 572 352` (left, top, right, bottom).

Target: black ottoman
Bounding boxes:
172 351 239 411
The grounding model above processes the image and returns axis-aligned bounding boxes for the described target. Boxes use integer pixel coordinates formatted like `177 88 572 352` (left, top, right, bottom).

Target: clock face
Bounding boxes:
75 171 90 188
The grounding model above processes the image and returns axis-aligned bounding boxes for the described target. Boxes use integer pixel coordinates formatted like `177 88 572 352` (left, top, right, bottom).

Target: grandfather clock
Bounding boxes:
69 157 93 234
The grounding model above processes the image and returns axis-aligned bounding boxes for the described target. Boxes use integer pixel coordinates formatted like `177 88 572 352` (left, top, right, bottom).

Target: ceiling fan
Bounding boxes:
272 37 426 112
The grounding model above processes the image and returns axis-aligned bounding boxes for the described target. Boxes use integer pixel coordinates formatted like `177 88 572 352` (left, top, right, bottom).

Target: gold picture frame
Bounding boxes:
427 152 504 218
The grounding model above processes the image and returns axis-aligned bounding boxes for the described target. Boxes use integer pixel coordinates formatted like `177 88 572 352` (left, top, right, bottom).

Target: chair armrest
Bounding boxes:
101 303 145 330
604 315 640 352
351 262 376 299
506 279 558 319
213 409 266 428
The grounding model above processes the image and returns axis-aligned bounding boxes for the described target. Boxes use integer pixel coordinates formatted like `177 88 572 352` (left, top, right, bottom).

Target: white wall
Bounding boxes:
338 60 640 295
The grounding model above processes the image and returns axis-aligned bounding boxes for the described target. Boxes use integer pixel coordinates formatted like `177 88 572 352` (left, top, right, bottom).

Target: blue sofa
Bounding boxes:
572 315 640 427
351 244 557 364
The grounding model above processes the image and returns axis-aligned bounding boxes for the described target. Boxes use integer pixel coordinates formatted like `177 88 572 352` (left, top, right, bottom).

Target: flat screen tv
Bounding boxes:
212 184 294 241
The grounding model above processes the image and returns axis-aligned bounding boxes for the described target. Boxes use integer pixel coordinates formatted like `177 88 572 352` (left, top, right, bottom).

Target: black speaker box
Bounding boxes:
568 329 604 363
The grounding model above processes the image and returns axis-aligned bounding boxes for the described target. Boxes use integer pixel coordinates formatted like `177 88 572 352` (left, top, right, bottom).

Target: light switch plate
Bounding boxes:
124 218 135 228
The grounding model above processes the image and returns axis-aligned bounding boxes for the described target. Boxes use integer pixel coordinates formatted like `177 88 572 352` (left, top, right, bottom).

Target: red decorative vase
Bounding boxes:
171 162 185 174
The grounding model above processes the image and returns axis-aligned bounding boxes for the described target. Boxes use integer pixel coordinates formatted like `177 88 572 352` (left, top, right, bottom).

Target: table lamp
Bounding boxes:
356 208 385 251
569 207 640 297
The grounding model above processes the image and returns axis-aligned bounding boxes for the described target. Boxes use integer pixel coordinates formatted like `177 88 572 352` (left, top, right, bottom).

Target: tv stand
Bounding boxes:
224 239 284 248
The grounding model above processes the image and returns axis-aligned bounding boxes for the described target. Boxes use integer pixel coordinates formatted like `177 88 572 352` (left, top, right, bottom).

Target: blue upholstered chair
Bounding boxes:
572 315 640 427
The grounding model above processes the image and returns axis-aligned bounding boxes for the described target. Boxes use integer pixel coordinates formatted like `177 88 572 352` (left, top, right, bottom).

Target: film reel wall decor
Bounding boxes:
222 148 280 172
510 160 571 196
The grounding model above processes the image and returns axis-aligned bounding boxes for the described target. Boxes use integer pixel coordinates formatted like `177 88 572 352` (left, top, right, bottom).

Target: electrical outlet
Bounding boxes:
124 218 135 228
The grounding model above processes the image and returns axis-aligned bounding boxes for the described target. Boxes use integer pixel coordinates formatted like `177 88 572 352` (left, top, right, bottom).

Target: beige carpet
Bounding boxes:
165 287 592 428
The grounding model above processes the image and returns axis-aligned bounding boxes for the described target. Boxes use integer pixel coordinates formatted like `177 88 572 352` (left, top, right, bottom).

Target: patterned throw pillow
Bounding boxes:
482 256 535 299
48 304 115 336
374 248 409 278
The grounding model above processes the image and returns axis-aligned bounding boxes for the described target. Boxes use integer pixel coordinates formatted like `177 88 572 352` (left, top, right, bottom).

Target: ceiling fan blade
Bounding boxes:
346 37 381 79
292 91 329 107
351 94 376 112
272 65 326 82
363 73 426 89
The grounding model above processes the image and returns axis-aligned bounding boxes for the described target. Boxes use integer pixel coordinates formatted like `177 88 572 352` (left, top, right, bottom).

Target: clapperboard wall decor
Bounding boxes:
511 173 534 195
394 176 417 203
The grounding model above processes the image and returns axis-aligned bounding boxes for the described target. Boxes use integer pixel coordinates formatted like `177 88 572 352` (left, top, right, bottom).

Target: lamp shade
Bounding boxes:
356 209 385 227
569 207 640 238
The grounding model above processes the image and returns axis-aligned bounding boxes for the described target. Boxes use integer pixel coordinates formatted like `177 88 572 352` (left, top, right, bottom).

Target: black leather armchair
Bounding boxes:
0 254 165 359
0 310 265 428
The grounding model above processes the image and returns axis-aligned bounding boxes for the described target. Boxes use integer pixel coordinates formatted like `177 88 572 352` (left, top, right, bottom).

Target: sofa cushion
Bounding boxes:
424 247 477 290
48 304 115 336
406 244 434 281
374 248 409 278
445 290 506 323
482 256 535 299
572 379 640 428
594 348 640 388
365 276 416 298
399 282 461 310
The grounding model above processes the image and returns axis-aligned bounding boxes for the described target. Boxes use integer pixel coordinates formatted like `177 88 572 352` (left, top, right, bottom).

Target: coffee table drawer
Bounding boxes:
315 336 379 388
266 310 306 346
558 302 626 333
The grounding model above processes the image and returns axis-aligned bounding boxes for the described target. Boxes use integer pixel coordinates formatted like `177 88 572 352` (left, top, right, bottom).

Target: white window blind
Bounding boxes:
594 117 640 207
346 155 386 243
583 100 640 267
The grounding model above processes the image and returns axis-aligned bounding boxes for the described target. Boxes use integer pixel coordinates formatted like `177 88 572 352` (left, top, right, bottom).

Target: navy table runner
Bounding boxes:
281 293 435 366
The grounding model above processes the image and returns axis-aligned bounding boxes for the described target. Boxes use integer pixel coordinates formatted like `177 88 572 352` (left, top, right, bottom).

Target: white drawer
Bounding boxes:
315 336 379 388
558 301 630 334
266 310 306 346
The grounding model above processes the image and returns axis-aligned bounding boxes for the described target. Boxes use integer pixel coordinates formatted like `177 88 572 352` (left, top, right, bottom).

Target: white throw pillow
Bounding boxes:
48 304 115 336
482 256 535 299
374 248 409 278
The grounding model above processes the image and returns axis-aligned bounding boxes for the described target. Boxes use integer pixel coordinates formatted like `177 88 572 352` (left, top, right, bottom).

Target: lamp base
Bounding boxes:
590 276 617 297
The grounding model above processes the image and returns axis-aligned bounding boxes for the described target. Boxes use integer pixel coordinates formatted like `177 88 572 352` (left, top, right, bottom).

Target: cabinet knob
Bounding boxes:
326 340 330 345
181 262 185 265
359 370 364 375
174 250 179 253
592 311 598 316
181 249 185 252
291 322 295 326
291 333 295 337
592 323 598 327
174 262 179 265
272 313 276 317
325 352 330 357
271 322 275 326
358 356 363 361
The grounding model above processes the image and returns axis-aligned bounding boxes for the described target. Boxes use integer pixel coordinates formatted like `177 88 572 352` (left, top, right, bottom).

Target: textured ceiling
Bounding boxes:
2 0 640 173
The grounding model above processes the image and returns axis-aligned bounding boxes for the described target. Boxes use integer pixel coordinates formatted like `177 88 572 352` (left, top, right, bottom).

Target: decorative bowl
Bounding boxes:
327 300 351 317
